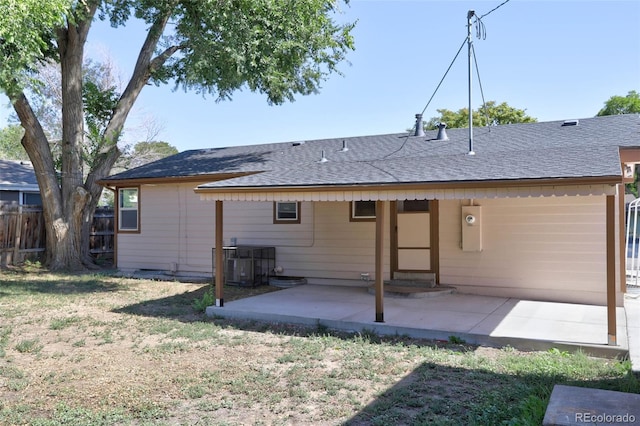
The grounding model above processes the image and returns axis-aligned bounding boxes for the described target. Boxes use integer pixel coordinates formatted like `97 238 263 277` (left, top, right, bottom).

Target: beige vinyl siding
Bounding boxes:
117 182 215 274
439 195 615 305
225 201 391 284
118 188 391 283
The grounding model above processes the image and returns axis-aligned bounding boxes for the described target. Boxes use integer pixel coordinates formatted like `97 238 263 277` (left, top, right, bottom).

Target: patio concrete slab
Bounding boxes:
206 284 630 358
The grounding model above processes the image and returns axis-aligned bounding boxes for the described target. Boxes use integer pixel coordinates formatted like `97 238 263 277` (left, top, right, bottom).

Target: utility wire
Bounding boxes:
420 37 467 117
479 0 511 19
418 0 511 123
474 14 487 40
382 37 468 159
472 44 491 127
386 0 512 158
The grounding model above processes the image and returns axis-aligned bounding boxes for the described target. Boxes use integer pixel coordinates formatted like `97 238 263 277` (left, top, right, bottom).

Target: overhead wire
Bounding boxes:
472 45 491 127
472 0 512 128
419 37 468 117
479 0 511 19
474 13 487 40
383 0 511 158
382 37 468 159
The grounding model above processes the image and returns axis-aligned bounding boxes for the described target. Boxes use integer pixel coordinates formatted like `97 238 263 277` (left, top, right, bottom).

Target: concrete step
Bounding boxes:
385 279 436 288
393 272 436 281
368 284 455 299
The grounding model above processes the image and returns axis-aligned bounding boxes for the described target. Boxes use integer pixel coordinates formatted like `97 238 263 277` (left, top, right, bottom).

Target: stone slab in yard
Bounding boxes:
543 384 640 425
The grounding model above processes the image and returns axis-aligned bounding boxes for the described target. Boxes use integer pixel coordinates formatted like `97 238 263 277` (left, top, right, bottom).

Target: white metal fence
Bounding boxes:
625 198 640 288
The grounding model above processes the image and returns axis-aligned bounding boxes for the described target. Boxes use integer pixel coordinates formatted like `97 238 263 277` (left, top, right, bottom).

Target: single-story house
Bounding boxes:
0 159 42 205
99 114 640 345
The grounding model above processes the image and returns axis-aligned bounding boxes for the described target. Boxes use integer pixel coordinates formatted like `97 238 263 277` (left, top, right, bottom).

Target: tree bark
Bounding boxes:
13 4 179 270
56 16 90 269
13 94 69 269
12 4 97 270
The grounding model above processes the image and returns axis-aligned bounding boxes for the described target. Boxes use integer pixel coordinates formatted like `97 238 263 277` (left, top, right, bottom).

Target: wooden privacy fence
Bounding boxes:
91 207 115 261
0 204 114 266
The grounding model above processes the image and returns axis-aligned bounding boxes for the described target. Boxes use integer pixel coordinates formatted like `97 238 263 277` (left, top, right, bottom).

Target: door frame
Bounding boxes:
390 200 439 282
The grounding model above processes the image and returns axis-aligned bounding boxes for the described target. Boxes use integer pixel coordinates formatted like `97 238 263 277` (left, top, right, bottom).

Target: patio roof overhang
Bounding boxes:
195 176 620 202
202 176 624 346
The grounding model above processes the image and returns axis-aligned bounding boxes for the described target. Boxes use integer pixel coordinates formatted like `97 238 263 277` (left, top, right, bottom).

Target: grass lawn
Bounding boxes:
0 266 638 425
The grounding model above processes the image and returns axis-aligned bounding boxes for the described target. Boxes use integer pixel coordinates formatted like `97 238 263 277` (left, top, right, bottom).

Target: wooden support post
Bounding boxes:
375 200 385 323
618 185 627 294
215 200 224 307
606 194 617 346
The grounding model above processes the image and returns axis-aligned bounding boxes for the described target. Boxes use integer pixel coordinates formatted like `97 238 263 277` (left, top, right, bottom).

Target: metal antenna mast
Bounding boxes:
467 10 475 156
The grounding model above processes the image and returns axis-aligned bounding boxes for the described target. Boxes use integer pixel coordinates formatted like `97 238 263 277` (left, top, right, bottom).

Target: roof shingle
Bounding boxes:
100 114 640 188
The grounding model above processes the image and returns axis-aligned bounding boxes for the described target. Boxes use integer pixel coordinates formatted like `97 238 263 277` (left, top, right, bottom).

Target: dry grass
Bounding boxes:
0 266 637 425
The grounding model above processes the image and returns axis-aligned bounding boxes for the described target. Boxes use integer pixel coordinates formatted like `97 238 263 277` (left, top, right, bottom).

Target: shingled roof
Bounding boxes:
0 160 39 191
101 114 640 189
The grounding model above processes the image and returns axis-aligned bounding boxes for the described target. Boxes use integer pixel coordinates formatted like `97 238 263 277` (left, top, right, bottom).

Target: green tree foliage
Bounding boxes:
0 125 28 160
597 90 640 116
124 141 179 170
0 0 71 97
0 0 355 270
82 78 120 170
424 101 537 130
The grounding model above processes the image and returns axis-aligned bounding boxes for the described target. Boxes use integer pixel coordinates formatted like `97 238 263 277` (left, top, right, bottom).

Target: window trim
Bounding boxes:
117 186 140 233
273 201 301 224
350 201 376 222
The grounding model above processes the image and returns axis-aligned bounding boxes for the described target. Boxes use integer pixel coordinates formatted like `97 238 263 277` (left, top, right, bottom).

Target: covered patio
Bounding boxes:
202 183 625 350
206 283 630 359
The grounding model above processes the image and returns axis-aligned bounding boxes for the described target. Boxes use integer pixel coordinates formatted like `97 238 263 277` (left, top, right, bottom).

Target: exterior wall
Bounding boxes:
117 182 215 274
225 201 391 285
118 183 623 306
117 184 391 284
438 195 621 306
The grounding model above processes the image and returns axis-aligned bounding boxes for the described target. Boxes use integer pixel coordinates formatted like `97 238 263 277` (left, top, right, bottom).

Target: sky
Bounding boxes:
1 0 639 153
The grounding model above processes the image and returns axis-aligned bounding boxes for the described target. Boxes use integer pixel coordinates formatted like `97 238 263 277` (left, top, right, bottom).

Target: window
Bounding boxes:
22 192 42 206
118 187 139 232
350 201 376 221
398 200 429 212
0 191 19 204
274 202 301 224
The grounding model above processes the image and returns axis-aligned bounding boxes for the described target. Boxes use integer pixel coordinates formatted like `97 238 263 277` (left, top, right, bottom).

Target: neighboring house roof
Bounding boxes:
100 114 640 189
0 159 39 192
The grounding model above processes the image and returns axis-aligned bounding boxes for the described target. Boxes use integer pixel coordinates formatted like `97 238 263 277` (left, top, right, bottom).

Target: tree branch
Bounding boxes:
76 1 99 45
13 92 63 219
103 10 176 147
85 10 182 232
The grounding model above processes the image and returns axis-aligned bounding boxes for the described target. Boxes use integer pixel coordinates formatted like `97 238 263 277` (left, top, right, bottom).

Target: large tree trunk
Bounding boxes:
55 18 91 270
13 9 96 271
13 94 74 270
14 5 176 270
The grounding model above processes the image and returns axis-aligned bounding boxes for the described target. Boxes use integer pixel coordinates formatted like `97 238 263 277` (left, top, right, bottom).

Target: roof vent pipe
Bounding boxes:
340 140 349 152
436 122 449 141
318 150 328 163
414 114 425 137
